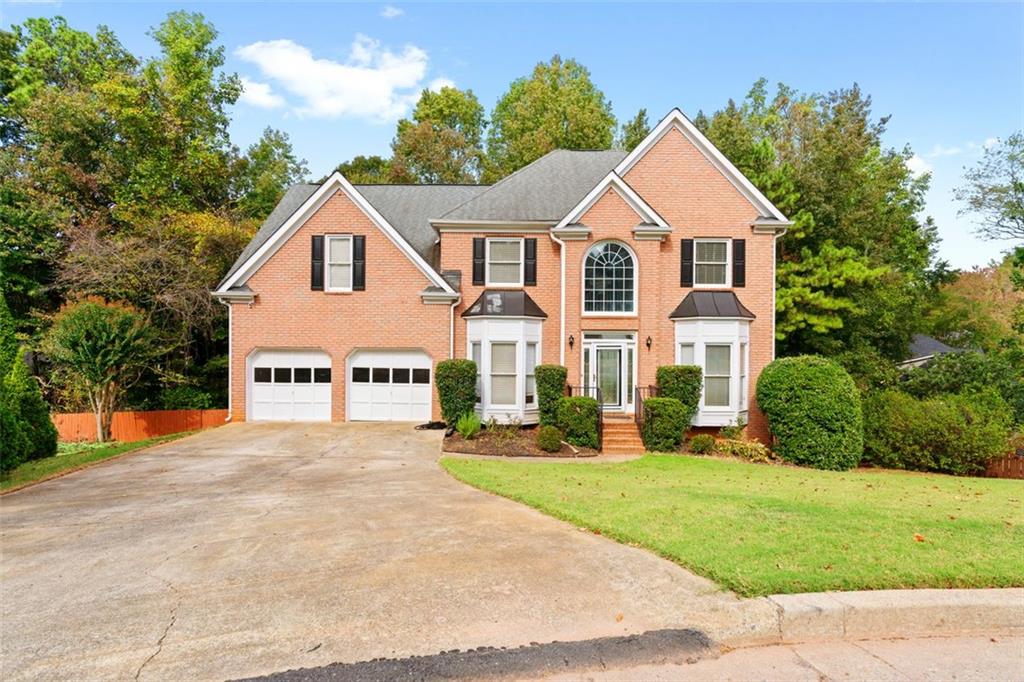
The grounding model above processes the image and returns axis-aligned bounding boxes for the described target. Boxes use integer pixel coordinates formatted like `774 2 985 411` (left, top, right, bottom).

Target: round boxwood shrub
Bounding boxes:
535 364 567 426
755 355 863 470
641 397 688 452
656 365 702 424
536 425 563 452
435 359 477 425
556 396 599 449
688 433 715 454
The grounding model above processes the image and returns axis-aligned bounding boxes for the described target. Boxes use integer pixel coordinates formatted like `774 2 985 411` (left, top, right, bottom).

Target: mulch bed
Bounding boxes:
444 426 599 458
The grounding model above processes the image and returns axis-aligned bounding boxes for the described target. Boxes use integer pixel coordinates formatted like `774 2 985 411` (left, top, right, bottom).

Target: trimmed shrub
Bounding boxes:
901 351 1024 426
535 365 567 426
642 397 688 452
536 425 563 452
688 433 715 454
756 355 863 470
435 359 477 425
0 383 29 472
714 438 775 463
556 396 599 449
455 412 482 440
655 365 701 424
863 389 1012 476
5 353 57 461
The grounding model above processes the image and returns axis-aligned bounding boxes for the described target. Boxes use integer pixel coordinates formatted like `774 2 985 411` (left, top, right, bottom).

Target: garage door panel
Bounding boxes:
249 350 332 422
347 350 432 422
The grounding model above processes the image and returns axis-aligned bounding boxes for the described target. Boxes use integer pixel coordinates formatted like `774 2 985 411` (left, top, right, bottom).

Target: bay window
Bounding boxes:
704 345 731 407
490 342 517 405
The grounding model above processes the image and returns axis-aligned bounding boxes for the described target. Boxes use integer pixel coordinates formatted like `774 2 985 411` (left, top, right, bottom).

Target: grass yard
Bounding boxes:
441 455 1024 597
1 432 193 493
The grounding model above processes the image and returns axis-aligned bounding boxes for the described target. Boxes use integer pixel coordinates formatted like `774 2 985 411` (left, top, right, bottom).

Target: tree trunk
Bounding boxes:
91 392 105 443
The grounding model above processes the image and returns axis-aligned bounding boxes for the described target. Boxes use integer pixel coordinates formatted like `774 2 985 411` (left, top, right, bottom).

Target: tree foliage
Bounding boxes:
954 132 1024 241
332 155 393 184
233 128 308 219
485 55 616 180
391 86 487 184
617 108 650 151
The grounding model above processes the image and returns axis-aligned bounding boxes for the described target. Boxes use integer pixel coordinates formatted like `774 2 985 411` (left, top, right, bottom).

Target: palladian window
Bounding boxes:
584 242 636 314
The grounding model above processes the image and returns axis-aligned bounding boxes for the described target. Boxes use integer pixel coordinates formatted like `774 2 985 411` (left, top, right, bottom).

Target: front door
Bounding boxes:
596 347 622 410
582 334 635 412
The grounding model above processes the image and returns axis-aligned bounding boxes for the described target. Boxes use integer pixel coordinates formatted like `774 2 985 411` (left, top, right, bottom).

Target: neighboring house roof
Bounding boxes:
436 150 627 224
461 290 548 319
669 291 756 320
905 334 962 363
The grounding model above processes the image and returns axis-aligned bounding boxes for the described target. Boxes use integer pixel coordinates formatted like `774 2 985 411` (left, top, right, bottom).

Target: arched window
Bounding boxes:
584 242 636 313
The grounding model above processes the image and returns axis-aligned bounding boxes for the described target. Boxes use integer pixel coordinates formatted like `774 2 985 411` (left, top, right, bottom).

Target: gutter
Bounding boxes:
549 231 567 365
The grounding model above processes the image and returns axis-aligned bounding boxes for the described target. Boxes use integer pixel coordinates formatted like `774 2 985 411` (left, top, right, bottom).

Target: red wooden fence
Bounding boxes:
986 454 1024 480
53 409 228 442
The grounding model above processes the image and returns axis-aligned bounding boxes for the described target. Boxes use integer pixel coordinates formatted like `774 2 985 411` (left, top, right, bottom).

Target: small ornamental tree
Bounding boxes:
655 365 702 425
755 355 863 470
556 395 599 449
0 382 29 471
5 350 58 460
535 364 567 426
435 359 477 425
42 299 157 442
641 397 688 452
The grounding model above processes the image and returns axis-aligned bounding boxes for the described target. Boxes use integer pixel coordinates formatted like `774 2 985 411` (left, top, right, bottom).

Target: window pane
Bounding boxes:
351 367 369 383
489 240 521 261
294 368 312 383
471 342 481 366
525 376 536 405
254 367 272 383
328 237 350 263
372 367 390 383
696 241 727 263
491 343 516 373
679 344 695 365
584 242 634 312
706 345 731 375
695 264 726 285
491 375 516 404
315 368 332 383
705 377 730 407
488 263 520 284
274 367 291 383
392 368 410 383
329 264 352 289
526 343 537 371
412 368 430 384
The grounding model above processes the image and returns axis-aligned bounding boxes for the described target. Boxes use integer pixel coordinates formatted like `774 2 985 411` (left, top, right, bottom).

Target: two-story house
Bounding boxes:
213 110 790 442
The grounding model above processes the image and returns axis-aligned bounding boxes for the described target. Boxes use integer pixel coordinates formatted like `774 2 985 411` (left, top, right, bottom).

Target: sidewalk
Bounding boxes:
537 635 1024 681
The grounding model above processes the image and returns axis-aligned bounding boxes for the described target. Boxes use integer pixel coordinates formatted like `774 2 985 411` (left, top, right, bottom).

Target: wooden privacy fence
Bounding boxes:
52 409 228 442
986 454 1024 480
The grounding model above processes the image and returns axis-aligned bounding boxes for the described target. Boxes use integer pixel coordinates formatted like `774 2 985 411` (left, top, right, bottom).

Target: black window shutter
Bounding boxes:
680 239 694 287
353 235 366 291
732 239 745 288
311 235 324 290
472 238 485 285
524 238 537 286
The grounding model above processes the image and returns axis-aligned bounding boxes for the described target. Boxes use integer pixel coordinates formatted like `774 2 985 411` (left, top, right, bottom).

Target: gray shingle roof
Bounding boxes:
438 150 627 223
669 291 756 320
907 334 960 360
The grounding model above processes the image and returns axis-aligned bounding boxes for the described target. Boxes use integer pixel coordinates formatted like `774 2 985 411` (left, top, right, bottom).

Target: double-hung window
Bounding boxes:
694 240 729 287
704 344 731 407
326 235 353 291
490 342 517 405
525 343 537 406
486 239 523 286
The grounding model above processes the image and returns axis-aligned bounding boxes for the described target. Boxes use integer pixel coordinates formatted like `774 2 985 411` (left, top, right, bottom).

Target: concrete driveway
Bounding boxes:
1 422 756 680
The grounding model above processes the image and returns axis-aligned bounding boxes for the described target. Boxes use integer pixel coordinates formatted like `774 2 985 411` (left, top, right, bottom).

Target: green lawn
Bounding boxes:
1 432 192 493
441 455 1024 597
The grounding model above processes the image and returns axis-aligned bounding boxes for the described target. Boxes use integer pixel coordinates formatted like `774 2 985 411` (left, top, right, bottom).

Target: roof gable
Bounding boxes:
555 172 668 230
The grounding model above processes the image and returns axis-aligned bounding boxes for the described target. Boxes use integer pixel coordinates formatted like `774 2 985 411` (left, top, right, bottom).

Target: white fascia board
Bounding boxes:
615 109 789 223
554 172 668 230
217 172 454 295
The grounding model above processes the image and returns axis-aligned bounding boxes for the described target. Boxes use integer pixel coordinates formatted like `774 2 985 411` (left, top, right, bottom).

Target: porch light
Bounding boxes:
568 334 575 350
645 336 653 350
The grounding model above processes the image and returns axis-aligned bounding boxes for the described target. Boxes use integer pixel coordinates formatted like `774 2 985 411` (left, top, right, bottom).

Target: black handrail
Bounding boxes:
565 384 603 451
634 385 660 431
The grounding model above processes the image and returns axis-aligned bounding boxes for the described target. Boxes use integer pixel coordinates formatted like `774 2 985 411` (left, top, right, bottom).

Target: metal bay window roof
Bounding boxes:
669 291 755 320
461 290 548 319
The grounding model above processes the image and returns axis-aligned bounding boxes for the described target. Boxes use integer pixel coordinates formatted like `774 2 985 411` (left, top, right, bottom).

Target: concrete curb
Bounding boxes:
723 588 1024 647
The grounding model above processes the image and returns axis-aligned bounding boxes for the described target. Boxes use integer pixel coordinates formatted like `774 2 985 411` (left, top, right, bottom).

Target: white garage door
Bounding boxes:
249 350 332 422
348 350 432 422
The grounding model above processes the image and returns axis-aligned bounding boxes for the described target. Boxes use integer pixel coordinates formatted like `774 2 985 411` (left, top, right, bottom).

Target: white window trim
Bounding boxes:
693 238 731 289
485 237 525 287
525 342 538 407
325 234 354 292
581 240 639 318
471 341 482 406
703 343 732 409
488 341 519 408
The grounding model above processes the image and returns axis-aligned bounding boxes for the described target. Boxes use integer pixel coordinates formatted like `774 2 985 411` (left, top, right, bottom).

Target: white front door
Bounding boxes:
582 333 636 412
347 350 432 422
249 349 332 422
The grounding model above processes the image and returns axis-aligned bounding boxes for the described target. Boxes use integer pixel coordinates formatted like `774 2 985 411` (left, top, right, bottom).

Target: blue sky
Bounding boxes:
5 2 1022 269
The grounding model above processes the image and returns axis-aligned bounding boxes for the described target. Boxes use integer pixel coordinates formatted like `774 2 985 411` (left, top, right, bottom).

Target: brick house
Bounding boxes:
213 110 790 442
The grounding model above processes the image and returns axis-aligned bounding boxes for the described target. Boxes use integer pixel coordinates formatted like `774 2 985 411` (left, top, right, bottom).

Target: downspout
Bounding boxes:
219 298 233 422
449 296 461 359
549 232 567 365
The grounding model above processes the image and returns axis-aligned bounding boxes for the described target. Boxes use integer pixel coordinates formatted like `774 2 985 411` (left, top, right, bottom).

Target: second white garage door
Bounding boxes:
348 350 432 422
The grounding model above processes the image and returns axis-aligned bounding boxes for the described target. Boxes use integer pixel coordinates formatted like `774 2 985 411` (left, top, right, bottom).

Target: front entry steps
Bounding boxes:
602 416 645 455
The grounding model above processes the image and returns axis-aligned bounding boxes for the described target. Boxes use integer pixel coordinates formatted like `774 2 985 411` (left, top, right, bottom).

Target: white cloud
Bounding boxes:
925 144 963 158
235 35 429 121
428 77 455 92
983 137 999 149
380 5 403 19
238 77 285 109
906 154 932 178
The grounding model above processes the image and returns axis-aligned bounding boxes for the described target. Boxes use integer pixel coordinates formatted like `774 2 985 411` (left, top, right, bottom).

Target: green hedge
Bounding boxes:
755 355 863 471
0 383 29 472
435 359 477 424
656 365 702 424
536 425 563 452
556 396 599 449
642 397 688 452
863 389 1011 476
535 365 567 426
901 351 1024 426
